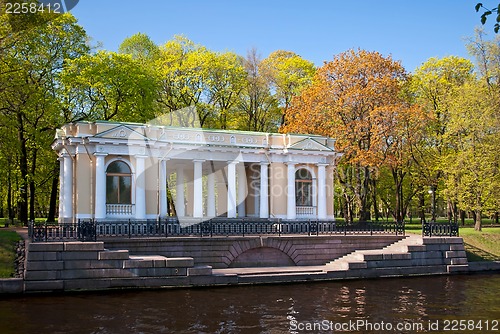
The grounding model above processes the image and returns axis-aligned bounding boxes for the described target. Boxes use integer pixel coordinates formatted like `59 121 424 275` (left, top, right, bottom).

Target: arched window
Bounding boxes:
295 169 313 206
106 161 132 204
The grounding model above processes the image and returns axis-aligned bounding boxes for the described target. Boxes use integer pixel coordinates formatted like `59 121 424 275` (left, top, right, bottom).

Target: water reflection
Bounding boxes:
0 274 498 333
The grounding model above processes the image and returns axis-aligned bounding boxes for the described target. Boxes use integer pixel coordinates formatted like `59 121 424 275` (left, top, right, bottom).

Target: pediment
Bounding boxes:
95 125 149 141
288 138 332 151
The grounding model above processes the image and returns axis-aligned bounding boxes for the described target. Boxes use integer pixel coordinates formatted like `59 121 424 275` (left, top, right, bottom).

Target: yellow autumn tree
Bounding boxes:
283 49 422 222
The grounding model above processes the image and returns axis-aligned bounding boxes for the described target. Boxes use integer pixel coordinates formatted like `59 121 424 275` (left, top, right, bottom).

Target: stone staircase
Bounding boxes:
24 242 213 292
324 235 468 276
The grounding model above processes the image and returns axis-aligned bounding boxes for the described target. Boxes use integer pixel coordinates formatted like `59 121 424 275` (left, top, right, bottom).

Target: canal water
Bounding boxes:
0 274 499 333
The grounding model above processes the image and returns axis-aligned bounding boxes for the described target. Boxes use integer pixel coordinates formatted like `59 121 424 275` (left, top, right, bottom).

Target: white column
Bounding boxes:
94 153 107 219
62 153 73 219
207 172 216 217
175 166 185 217
159 159 168 217
227 161 237 218
237 163 246 217
317 163 328 220
286 162 297 220
58 157 64 220
330 166 335 221
259 162 269 218
193 160 204 218
135 155 146 219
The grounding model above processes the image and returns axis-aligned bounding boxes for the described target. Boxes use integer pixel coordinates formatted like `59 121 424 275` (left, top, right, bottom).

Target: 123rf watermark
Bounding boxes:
289 319 499 332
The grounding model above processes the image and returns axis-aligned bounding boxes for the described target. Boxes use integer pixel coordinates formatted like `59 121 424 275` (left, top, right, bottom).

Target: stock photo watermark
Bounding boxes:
289 318 499 332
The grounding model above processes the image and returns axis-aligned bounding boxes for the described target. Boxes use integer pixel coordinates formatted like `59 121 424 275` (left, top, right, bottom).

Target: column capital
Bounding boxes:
134 154 148 159
317 163 329 167
259 161 270 166
193 159 206 163
93 152 108 157
285 161 297 166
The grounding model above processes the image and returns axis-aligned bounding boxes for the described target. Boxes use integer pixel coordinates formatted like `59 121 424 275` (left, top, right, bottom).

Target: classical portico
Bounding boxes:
53 121 339 223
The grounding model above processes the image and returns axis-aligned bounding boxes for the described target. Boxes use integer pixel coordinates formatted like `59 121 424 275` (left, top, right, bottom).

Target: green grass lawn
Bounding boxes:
0 230 22 278
460 228 500 262
404 223 500 262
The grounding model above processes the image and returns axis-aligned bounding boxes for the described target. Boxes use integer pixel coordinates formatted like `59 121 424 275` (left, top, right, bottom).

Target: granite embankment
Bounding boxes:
1 234 499 294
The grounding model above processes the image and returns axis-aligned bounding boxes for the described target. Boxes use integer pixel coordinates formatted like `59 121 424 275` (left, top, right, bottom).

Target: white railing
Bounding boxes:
296 206 316 216
106 204 134 215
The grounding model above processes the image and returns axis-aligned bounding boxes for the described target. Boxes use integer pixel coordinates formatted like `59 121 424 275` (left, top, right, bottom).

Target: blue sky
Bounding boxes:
70 0 496 72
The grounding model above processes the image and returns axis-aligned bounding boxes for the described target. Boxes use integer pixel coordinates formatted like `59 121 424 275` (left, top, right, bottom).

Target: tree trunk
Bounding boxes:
356 165 371 221
391 168 405 223
17 112 29 225
447 199 452 223
418 190 425 223
460 209 465 226
7 166 14 222
47 162 59 222
474 209 482 231
29 148 38 222
371 178 380 221
430 185 437 222
452 202 458 224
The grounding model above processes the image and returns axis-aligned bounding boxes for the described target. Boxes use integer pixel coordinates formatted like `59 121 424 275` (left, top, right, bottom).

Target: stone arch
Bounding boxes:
226 238 298 268
229 247 295 268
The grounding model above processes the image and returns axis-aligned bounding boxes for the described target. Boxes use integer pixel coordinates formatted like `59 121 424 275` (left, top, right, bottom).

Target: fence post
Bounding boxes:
165 217 168 238
128 219 131 239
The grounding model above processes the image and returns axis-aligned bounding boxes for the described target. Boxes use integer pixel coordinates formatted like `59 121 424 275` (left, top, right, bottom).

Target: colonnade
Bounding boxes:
59 155 330 221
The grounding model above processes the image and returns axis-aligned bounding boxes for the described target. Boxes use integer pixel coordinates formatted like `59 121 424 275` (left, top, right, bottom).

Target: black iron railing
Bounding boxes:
28 219 405 242
422 222 459 237
28 220 97 242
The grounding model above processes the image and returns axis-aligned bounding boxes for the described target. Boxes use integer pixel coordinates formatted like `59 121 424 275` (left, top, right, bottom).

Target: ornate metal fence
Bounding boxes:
28 219 405 242
422 222 459 237
28 220 96 242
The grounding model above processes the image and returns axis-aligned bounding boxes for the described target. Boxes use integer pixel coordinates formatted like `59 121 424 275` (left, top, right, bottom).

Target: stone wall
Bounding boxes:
15 240 25 278
105 235 406 268
1 235 485 294
23 241 209 293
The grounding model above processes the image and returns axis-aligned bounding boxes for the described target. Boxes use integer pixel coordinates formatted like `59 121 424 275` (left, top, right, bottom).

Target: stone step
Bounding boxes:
124 255 168 269
348 261 368 269
447 264 469 273
99 249 129 260
325 236 416 269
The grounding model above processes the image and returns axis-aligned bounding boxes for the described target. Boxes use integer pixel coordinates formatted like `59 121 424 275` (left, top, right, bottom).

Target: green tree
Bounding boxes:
475 2 500 33
204 51 247 129
61 51 158 122
410 56 474 222
466 29 500 88
0 12 89 224
443 80 499 230
260 50 316 126
118 32 160 64
238 48 280 132
155 36 211 126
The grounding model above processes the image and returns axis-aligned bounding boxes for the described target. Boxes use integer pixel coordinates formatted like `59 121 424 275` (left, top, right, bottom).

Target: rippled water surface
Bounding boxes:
1 274 499 333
